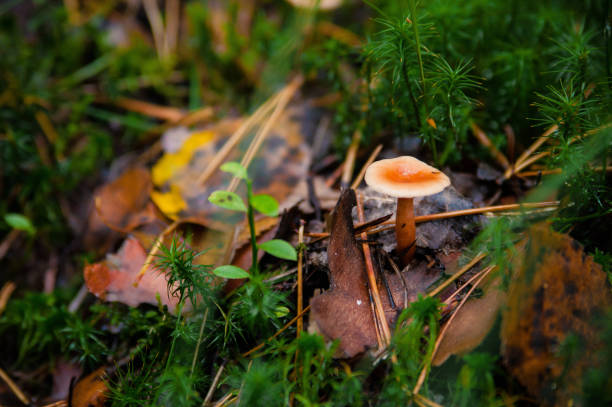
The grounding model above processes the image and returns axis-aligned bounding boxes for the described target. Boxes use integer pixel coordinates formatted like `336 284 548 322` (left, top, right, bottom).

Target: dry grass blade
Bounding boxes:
509 124 558 176
242 305 311 358
202 361 226 407
228 76 303 193
143 0 165 59
413 265 496 396
197 89 282 186
427 252 486 298
0 367 30 405
350 144 383 190
341 131 361 187
356 192 392 347
0 281 16 316
164 0 180 57
518 165 612 177
471 122 510 170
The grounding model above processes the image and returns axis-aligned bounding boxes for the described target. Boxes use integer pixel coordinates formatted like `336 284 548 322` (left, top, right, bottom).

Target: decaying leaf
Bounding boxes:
84 236 182 312
501 224 612 405
309 189 378 358
93 167 158 233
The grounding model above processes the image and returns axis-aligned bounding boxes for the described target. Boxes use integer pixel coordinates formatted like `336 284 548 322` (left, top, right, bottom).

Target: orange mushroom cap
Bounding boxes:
364 156 450 197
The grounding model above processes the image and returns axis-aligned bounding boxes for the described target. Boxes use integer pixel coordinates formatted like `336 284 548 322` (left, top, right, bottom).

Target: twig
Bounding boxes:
441 265 491 305
350 144 383 190
316 21 362 47
305 202 560 239
517 165 612 177
114 97 185 122
470 122 510 170
213 392 237 407
0 367 30 405
242 305 311 358
413 265 495 396
503 151 550 180
297 223 305 337
356 192 392 347
202 361 226 407
0 281 16 316
382 252 409 309
426 252 487 298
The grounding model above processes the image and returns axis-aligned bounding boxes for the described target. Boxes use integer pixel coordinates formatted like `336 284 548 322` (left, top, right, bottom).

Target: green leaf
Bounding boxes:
258 239 297 261
275 305 290 318
4 213 35 235
208 190 247 212
213 265 250 279
251 194 279 217
220 161 248 179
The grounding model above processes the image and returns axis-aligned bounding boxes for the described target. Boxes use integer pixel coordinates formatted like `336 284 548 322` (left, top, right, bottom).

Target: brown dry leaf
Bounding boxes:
70 367 107 407
92 167 161 233
151 105 311 231
501 223 612 406
84 222 228 312
309 189 378 358
84 236 182 312
433 274 505 366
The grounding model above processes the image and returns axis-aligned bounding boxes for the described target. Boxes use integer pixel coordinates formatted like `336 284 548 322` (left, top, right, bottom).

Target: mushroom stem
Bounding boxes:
396 197 416 265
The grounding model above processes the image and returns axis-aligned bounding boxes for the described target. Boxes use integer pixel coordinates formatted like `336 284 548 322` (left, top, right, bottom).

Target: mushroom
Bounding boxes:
364 156 450 265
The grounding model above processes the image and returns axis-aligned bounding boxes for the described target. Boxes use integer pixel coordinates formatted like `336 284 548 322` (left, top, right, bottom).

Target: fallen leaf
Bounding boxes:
501 223 612 406
93 167 157 233
309 189 377 357
432 274 505 366
84 236 182 312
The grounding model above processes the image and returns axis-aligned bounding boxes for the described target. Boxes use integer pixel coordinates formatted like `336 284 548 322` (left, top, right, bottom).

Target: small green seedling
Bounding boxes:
208 162 297 278
4 213 36 236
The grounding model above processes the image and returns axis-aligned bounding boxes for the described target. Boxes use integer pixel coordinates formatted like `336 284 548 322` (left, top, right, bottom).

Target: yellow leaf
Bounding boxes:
152 130 215 186
151 185 186 219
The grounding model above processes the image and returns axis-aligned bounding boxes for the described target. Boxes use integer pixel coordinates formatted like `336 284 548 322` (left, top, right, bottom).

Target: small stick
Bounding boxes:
413 265 495 396
228 77 303 193
426 252 486 298
242 305 311 358
0 367 30 405
0 281 16 316
470 122 510 170
316 21 362 47
297 223 305 337
213 393 237 407
368 289 385 350
202 361 227 407
114 97 184 122
382 251 409 309
350 144 383 190
356 192 392 346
